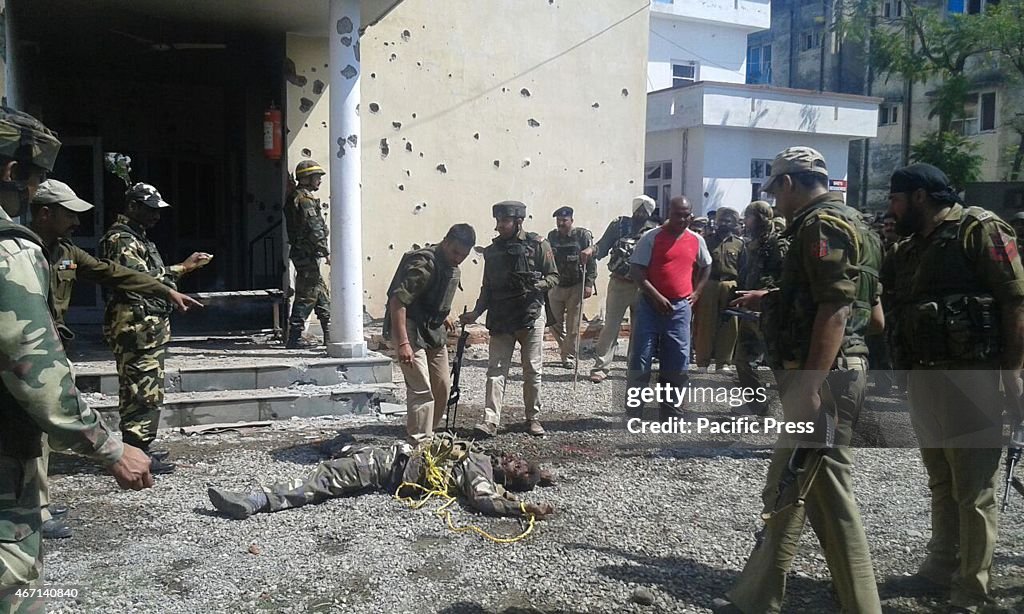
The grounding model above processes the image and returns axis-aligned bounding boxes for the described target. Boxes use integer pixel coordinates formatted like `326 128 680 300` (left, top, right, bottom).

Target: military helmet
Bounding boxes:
0 106 61 172
493 200 526 219
295 159 326 178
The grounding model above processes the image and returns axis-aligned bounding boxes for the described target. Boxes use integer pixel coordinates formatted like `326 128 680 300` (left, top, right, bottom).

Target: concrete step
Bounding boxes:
86 382 401 430
75 354 394 396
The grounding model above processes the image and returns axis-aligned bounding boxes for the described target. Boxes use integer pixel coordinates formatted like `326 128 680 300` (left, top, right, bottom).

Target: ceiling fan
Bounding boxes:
110 29 227 52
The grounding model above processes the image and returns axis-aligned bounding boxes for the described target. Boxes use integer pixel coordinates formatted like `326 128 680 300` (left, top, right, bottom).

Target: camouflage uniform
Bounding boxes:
208 434 534 519
383 244 461 444
726 190 883 614
99 214 182 450
1 208 125 599
891 202 1024 610
284 184 330 344
472 204 558 432
735 205 789 415
546 226 596 363
693 230 743 368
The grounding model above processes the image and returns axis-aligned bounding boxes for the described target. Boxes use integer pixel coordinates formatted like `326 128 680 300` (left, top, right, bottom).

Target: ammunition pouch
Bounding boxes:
608 237 638 278
903 294 1001 365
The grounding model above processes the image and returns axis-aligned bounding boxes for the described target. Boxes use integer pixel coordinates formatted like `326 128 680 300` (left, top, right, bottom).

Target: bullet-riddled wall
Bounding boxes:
286 0 650 318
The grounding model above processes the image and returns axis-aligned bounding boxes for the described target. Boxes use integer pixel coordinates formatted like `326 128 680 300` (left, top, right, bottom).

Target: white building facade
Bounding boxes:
645 0 881 215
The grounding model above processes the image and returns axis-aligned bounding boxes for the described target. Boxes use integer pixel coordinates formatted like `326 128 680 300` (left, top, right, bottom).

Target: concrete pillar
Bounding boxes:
327 0 367 358
3 0 20 109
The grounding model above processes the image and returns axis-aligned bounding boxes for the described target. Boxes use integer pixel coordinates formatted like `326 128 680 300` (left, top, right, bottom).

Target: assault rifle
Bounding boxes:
445 308 471 432
722 307 760 322
1002 401 1024 511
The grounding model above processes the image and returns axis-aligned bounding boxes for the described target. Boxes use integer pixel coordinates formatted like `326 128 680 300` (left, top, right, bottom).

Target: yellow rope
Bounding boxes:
392 447 537 544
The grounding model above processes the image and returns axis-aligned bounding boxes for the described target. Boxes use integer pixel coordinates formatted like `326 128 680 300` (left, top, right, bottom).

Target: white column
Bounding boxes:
3 0 20 109
327 0 367 358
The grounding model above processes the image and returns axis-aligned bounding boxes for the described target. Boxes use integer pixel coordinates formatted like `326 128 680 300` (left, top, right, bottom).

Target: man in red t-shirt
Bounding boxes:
628 196 711 419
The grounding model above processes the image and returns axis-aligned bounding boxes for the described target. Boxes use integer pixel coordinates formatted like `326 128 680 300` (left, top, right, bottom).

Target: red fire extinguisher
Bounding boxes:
263 103 282 160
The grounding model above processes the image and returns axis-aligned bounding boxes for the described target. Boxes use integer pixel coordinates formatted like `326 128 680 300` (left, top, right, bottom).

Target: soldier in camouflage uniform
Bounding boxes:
284 160 331 349
384 224 476 444
733 200 788 415
460 201 558 438
693 208 743 371
28 180 201 540
0 106 154 609
715 147 883 614
885 164 1024 613
546 206 596 368
99 183 212 473
206 434 555 521
589 196 659 383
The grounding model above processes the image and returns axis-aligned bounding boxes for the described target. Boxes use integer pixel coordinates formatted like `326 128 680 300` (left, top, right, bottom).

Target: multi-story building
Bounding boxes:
645 0 880 215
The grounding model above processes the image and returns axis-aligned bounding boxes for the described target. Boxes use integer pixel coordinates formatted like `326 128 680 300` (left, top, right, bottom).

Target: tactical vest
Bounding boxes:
763 198 881 368
0 219 48 460
607 217 653 277
103 221 174 318
548 229 586 287
284 187 324 261
484 231 546 333
383 246 460 349
896 206 1004 366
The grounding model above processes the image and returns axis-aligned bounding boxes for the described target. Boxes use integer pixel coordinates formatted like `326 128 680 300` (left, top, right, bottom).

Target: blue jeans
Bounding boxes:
627 295 691 413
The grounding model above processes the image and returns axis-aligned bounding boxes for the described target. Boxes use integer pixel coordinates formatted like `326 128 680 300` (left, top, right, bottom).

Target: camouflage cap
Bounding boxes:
295 159 326 178
552 206 573 218
32 179 94 213
716 207 740 224
493 200 526 219
126 182 171 209
745 200 774 220
0 106 61 172
762 146 828 192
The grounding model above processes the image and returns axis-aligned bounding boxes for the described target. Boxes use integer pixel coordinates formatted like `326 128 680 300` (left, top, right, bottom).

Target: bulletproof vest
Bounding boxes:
896 206 1004 365
548 228 585 287
607 217 653 277
383 246 460 347
284 187 324 259
103 220 174 318
0 219 48 460
765 198 880 367
484 231 546 333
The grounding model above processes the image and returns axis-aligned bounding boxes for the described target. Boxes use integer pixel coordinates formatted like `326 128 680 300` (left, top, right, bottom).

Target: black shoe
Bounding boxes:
208 488 258 520
710 597 742 613
148 454 176 474
41 518 73 539
148 448 170 461
659 406 688 422
48 502 69 517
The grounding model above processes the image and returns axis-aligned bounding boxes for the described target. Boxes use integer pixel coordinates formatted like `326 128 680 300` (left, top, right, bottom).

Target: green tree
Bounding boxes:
983 0 1024 179
910 130 983 190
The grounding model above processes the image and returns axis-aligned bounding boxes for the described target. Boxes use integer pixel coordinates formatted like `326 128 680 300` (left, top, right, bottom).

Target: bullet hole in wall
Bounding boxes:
419 152 424 158
380 138 390 159
301 148 311 157
528 118 540 127
299 98 314 113
406 142 413 152
370 72 376 79
592 102 600 108
629 180 635 184
313 80 325 95
412 113 417 118
493 160 500 168
621 88 629 97
472 258 478 264
402 29 411 41
520 88 531 97
473 132 480 140
369 102 380 113
522 158 531 167
436 164 447 174
389 244 395 250
347 134 358 146
392 121 402 130
398 184 405 191
341 65 358 79
338 16 354 34
404 169 411 177
389 53 397 62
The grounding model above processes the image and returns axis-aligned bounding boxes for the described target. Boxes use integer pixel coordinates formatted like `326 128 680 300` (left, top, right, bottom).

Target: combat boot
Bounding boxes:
41 517 73 539
207 488 269 520
285 325 315 349
319 318 331 346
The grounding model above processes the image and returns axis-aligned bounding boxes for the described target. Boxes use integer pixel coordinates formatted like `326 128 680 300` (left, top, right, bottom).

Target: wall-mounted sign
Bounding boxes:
829 179 848 193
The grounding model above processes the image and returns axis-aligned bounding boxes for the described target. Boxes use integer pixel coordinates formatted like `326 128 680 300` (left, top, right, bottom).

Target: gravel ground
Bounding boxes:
38 337 1024 614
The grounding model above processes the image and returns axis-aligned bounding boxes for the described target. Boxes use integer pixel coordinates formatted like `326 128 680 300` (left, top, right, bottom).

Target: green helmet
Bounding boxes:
295 159 325 178
493 200 526 219
0 106 61 172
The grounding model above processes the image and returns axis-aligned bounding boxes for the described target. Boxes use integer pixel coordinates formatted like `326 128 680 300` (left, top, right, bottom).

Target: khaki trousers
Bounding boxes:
907 369 1002 610
483 318 544 426
393 343 450 445
591 276 638 375
727 362 881 614
692 279 738 367
548 283 584 361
